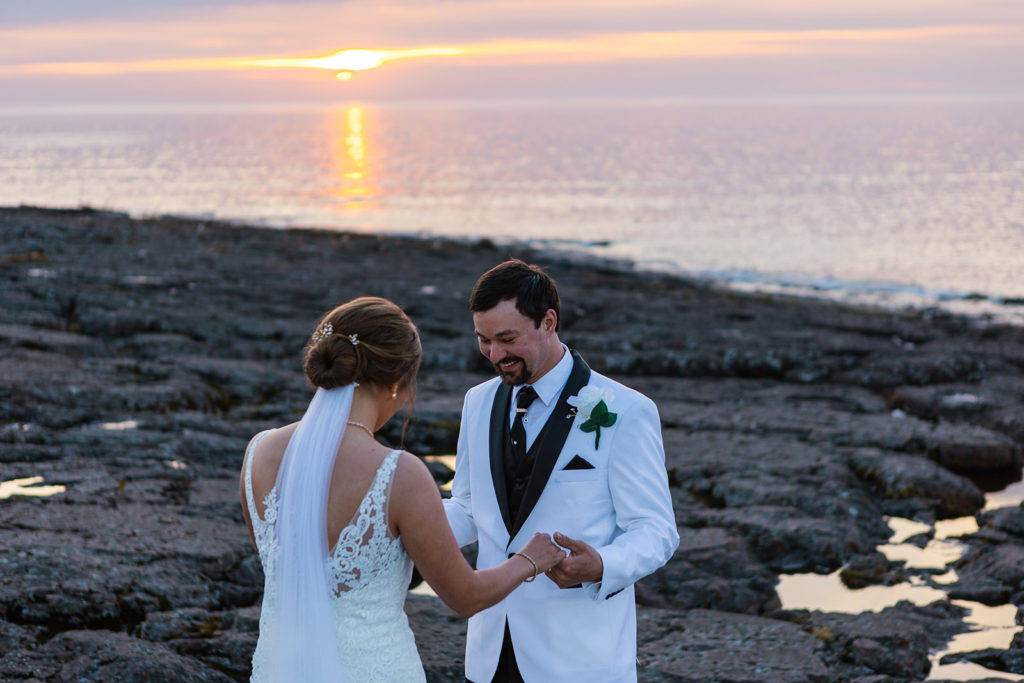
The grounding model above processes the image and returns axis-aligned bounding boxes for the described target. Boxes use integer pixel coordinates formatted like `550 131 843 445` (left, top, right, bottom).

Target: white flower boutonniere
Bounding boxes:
567 386 617 449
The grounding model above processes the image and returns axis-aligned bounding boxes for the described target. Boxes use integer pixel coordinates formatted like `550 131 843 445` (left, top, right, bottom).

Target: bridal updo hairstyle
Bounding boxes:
303 297 421 396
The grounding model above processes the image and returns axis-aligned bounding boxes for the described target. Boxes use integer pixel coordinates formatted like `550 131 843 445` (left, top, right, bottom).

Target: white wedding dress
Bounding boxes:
243 431 426 682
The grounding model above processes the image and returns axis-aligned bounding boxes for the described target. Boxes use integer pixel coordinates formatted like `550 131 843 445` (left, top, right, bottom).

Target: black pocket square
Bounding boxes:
563 455 595 470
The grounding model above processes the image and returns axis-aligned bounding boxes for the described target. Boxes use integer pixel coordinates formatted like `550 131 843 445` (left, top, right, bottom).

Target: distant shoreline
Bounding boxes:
8 202 1023 329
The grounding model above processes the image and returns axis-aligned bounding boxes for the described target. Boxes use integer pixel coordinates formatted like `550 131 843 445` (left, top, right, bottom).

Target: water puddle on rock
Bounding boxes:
422 455 456 492
778 485 1024 681
0 476 66 500
984 479 1024 511
99 420 139 431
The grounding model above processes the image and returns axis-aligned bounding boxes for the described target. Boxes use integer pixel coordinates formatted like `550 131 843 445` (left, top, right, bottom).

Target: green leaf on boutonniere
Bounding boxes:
580 400 617 448
591 400 616 427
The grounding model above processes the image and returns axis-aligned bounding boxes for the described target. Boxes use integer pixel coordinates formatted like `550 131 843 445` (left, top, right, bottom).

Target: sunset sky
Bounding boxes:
1 0 1022 105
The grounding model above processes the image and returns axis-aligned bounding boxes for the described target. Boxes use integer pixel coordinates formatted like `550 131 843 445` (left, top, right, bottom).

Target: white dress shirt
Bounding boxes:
509 344 573 451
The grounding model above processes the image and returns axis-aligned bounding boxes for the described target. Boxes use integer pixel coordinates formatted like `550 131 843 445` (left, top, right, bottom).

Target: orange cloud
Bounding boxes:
0 25 1013 77
461 25 1011 62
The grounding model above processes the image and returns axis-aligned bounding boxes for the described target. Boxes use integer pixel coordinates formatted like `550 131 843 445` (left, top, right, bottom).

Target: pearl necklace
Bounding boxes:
346 420 375 438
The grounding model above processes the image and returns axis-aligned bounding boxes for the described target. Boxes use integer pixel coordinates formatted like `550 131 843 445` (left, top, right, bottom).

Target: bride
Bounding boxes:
239 296 564 682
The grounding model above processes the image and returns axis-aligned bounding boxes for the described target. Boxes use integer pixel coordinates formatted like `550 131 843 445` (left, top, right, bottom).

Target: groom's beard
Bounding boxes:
494 355 530 386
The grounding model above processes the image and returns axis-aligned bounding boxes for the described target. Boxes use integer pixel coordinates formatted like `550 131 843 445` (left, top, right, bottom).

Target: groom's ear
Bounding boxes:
541 308 558 332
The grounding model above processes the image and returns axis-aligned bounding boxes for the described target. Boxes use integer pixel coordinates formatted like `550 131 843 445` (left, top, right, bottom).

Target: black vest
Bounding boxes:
487 350 592 539
502 391 543 524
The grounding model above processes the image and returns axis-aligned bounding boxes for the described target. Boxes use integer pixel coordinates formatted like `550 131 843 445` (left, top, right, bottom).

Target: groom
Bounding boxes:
443 260 679 682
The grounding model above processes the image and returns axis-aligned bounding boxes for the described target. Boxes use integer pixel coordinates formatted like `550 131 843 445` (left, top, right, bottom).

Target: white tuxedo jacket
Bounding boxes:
444 351 679 682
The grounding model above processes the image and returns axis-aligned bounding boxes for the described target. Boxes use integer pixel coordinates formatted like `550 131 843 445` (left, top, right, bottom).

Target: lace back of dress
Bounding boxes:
247 441 422 682
329 449 402 595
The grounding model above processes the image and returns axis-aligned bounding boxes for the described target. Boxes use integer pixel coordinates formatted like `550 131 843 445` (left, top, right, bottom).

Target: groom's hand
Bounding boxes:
547 532 603 588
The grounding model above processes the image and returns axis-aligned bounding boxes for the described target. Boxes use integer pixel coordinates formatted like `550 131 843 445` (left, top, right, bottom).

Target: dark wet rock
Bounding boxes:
656 380 1020 473
849 448 985 518
891 384 991 421
423 458 455 487
890 377 1024 446
406 595 468 682
138 607 260 680
0 629 235 682
948 542 1024 605
852 637 920 677
636 607 829 682
173 356 307 409
177 428 251 466
668 431 890 575
0 619 43 658
840 552 903 589
927 425 1022 472
978 505 1024 538
138 606 259 642
830 415 1021 472
836 353 985 389
0 322 99 352
940 646 1024 675
637 527 780 614
684 505 874 573
796 601 968 681
663 427 890 550
0 487 260 639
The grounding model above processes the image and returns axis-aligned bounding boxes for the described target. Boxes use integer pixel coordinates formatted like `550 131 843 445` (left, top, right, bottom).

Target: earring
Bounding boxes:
391 387 398 400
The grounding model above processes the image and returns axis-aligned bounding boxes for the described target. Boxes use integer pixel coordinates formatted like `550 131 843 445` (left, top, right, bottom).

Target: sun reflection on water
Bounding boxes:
331 105 377 211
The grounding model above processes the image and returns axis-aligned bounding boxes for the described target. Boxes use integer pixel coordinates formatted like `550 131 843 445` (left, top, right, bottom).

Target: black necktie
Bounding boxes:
510 385 538 465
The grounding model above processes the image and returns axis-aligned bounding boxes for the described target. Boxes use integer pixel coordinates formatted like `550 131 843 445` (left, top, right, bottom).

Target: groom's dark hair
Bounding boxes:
471 259 561 331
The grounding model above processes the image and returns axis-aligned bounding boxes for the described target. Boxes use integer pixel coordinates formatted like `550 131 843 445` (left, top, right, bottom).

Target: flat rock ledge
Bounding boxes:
3 206 1024 681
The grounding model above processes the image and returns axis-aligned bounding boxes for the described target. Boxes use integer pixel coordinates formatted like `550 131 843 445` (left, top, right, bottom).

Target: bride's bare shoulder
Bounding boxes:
387 451 444 536
245 423 298 485
248 423 296 457
391 451 441 499
239 424 298 536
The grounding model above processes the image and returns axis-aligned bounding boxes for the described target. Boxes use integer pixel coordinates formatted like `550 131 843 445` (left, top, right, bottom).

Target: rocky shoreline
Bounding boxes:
2 205 1024 682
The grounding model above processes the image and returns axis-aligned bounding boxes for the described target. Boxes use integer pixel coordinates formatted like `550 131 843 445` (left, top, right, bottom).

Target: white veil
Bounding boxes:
267 385 353 682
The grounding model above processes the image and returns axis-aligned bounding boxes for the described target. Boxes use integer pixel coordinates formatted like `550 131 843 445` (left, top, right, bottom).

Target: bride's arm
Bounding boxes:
390 452 562 619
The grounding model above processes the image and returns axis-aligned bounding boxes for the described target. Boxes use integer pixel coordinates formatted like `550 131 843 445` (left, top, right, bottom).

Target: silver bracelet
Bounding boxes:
515 552 539 582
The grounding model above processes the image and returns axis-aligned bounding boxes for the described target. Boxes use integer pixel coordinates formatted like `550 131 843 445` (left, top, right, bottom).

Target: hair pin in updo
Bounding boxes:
347 334 359 346
310 322 333 343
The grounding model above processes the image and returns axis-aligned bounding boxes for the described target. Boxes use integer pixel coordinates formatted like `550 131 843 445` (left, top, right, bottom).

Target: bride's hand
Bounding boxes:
520 532 566 573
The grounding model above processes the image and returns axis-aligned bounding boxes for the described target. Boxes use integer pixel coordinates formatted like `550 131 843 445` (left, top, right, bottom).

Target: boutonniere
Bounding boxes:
567 386 617 449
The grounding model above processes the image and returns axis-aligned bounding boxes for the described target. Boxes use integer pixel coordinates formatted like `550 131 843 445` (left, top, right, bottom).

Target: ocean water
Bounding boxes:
1 99 1022 321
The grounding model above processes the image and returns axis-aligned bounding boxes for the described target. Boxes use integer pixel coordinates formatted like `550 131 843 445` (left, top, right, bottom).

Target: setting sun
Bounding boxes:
239 47 465 74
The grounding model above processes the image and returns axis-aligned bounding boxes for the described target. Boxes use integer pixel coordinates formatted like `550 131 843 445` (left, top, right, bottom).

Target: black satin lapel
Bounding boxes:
489 382 513 535
510 350 592 538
